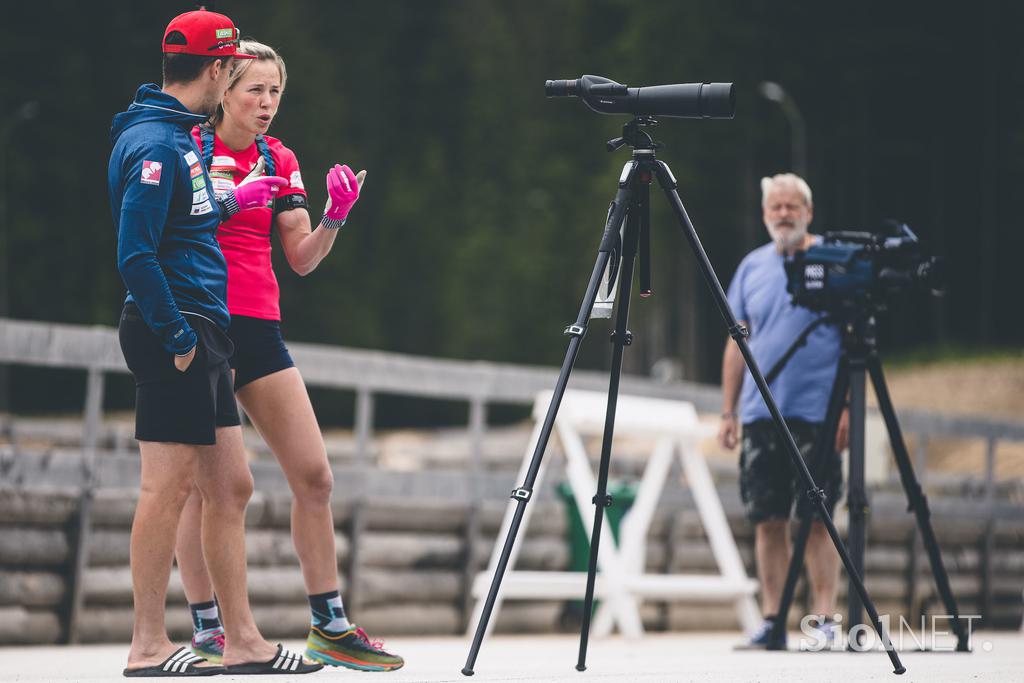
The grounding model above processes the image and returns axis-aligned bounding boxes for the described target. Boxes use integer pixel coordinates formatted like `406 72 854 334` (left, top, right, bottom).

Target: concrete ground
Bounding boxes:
0 632 1021 682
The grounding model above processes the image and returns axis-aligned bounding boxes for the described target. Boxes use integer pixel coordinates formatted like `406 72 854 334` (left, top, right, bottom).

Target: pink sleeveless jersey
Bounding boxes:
192 127 307 320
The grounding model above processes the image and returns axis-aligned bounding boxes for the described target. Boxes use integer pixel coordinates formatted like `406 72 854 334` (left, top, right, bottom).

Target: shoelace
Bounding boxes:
194 628 225 651
354 627 385 651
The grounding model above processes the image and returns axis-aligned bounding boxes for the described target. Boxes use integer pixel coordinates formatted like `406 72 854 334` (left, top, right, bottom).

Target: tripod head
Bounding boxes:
835 309 881 358
607 116 660 152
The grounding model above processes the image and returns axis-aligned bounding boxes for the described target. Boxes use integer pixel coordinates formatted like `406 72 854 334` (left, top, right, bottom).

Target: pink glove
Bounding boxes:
324 164 360 221
220 176 289 217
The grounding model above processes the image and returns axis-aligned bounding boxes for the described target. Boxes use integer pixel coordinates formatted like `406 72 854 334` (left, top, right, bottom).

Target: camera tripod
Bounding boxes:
769 311 970 651
460 118 906 676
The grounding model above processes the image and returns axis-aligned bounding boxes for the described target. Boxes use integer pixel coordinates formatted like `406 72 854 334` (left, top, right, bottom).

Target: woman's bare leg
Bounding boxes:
237 368 338 594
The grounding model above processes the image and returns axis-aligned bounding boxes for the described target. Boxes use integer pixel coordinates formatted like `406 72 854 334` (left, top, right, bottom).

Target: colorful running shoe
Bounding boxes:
305 625 404 671
189 626 225 665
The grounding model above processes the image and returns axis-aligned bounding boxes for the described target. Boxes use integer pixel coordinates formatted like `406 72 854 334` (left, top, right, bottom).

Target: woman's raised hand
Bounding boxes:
323 164 366 221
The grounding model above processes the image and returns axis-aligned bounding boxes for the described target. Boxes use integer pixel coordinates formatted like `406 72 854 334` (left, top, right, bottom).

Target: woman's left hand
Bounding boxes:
323 164 367 221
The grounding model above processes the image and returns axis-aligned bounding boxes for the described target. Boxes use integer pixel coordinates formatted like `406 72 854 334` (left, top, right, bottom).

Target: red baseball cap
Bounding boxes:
162 9 256 60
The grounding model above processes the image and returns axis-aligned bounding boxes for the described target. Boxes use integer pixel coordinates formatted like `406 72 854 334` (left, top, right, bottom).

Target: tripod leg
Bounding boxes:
461 174 636 677
867 355 971 651
652 160 905 675
846 357 869 647
576 179 646 672
771 358 850 649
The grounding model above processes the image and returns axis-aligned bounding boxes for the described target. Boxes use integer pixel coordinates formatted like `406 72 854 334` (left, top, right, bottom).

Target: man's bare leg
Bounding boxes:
176 486 215 602
176 369 338 602
755 519 793 615
126 442 218 671
193 425 277 666
805 520 840 616
238 368 337 594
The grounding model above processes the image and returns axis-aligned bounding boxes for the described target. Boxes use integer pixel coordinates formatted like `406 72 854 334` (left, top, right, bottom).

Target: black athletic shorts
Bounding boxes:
738 418 844 524
226 315 295 391
119 303 240 445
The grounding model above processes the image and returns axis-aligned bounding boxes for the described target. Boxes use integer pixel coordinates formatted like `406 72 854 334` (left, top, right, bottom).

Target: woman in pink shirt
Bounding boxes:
175 40 403 672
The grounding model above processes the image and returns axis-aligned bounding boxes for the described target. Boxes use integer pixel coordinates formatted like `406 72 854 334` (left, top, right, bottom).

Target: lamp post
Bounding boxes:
0 101 39 414
759 81 807 177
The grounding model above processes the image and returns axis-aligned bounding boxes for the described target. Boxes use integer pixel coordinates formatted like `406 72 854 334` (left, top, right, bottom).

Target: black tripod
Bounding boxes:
770 312 970 651
460 118 905 676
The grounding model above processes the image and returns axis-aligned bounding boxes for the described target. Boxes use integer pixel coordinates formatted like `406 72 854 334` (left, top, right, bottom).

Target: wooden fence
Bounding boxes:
0 317 1021 643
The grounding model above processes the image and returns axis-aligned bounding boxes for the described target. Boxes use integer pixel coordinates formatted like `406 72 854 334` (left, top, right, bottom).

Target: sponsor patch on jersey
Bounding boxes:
140 161 162 186
191 176 206 191
212 155 236 168
192 189 209 203
190 200 214 216
289 170 304 189
189 163 203 179
184 151 199 166
211 178 235 193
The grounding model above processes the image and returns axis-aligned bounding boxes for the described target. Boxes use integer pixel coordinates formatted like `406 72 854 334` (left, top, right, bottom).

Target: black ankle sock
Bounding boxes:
308 590 350 634
189 600 221 633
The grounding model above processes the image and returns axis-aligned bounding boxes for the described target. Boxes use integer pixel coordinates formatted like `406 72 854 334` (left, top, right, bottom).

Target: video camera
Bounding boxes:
785 221 944 314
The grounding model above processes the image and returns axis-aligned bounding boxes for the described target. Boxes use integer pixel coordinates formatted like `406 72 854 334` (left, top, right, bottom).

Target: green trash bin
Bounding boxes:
556 479 638 625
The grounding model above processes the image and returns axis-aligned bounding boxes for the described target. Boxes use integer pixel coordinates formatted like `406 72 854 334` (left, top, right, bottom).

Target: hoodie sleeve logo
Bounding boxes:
140 161 163 186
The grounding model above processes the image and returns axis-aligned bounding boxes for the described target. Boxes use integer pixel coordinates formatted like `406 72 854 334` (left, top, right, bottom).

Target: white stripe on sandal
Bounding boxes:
272 649 302 671
164 648 201 672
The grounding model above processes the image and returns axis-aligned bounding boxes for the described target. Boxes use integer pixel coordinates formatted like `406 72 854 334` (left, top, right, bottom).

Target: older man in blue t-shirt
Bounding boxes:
718 173 849 648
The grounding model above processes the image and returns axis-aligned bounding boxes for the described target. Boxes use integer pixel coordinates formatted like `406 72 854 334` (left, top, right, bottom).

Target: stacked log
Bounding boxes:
0 488 77 644
0 484 1020 644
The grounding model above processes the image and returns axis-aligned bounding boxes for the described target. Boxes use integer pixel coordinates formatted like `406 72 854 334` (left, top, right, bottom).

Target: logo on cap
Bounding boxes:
162 10 255 59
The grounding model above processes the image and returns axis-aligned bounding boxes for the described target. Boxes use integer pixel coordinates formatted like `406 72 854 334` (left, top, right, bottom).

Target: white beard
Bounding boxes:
767 221 808 251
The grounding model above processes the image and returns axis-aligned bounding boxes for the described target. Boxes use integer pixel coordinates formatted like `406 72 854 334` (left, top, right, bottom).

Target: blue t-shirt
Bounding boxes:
726 240 840 423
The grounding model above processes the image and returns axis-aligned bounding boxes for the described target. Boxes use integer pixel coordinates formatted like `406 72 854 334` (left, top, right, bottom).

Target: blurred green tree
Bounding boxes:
1 0 1022 421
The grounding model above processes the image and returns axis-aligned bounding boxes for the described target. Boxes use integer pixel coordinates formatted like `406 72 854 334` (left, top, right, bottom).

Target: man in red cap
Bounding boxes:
109 9 318 676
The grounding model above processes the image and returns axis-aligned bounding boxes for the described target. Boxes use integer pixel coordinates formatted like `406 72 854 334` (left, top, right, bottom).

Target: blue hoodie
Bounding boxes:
108 83 228 355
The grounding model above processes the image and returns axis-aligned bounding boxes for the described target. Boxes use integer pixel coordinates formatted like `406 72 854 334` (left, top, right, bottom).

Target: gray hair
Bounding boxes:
210 40 288 127
760 173 812 207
